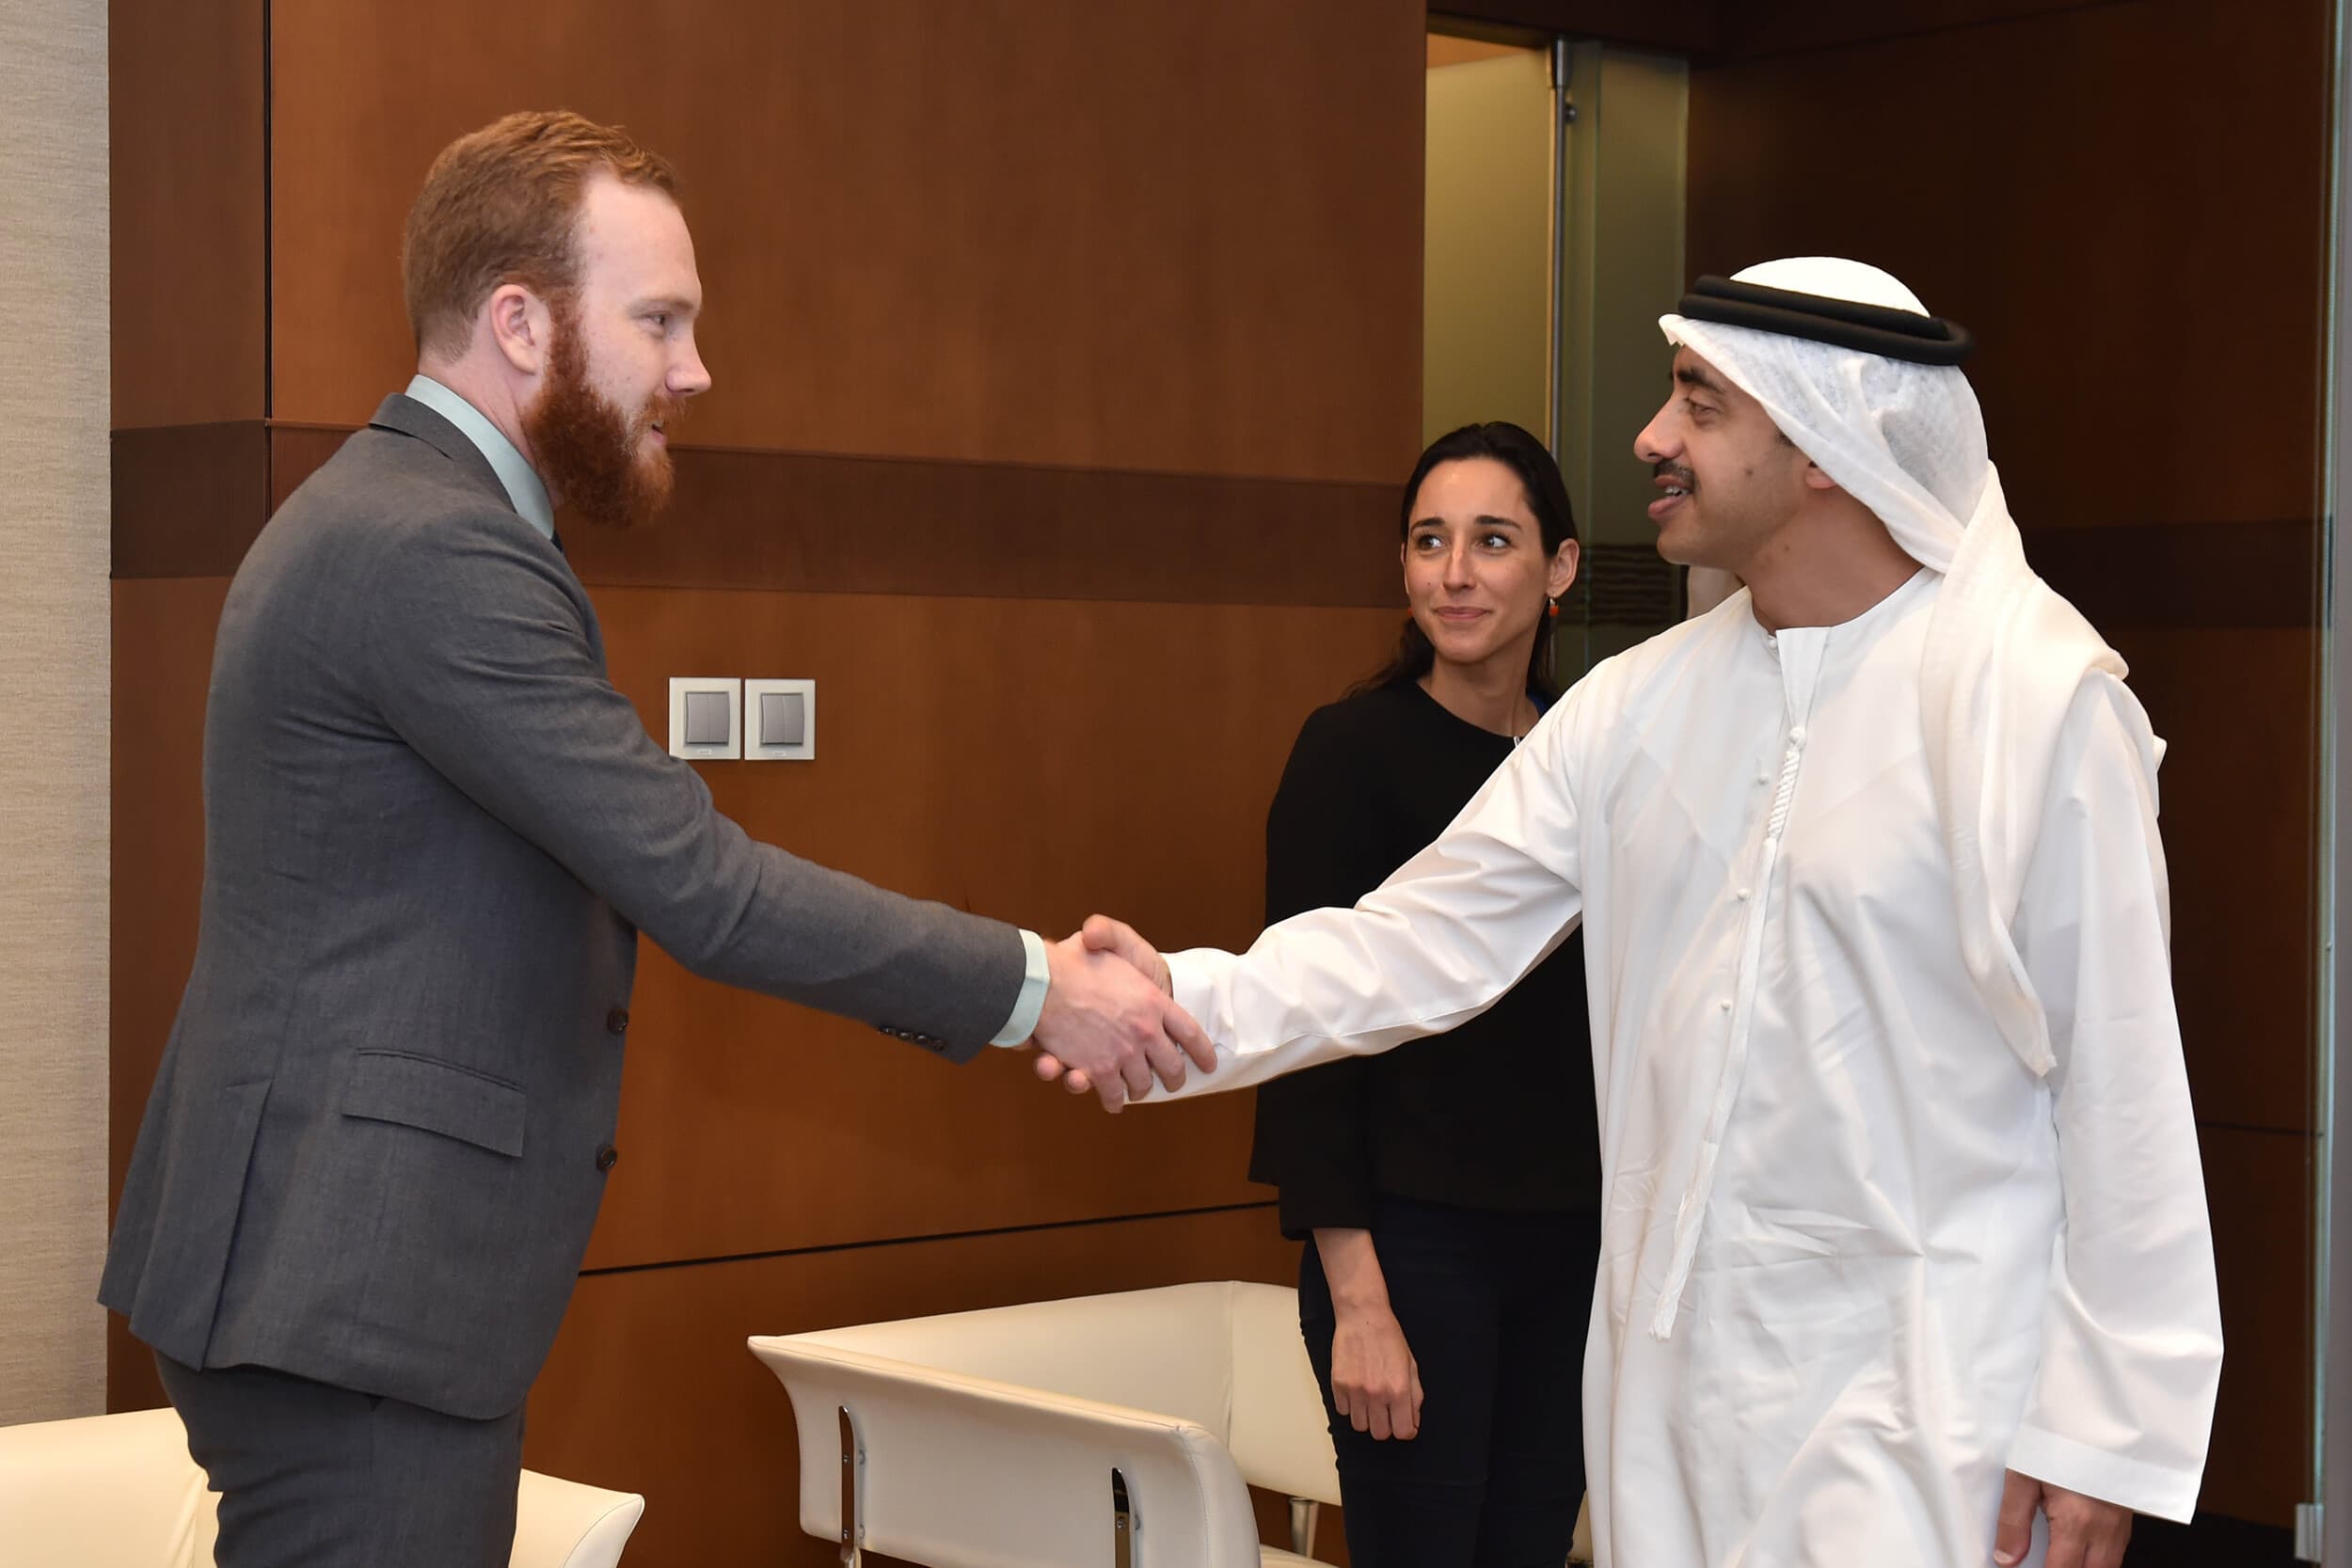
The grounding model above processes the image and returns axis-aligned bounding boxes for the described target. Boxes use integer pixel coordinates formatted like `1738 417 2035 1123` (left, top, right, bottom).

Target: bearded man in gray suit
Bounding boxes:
100 110 1209 1568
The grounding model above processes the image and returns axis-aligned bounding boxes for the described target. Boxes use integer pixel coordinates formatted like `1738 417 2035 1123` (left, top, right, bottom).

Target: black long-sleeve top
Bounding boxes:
1247 679 1600 1238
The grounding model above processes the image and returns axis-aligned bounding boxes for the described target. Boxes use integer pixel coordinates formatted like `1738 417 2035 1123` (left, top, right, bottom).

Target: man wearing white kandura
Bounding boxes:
1051 258 2222 1568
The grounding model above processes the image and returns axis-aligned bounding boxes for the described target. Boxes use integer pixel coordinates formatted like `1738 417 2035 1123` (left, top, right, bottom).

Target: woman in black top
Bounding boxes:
1252 421 1600 1567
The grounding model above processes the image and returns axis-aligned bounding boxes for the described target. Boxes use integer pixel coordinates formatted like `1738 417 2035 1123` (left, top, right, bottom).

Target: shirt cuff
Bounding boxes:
989 928 1051 1047
1276 1185 1377 1240
2008 1422 2203 1524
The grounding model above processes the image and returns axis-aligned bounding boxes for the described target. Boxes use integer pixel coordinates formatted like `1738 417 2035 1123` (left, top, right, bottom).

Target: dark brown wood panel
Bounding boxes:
528 1206 1304 1568
1687 0 2332 534
111 423 269 580
119 424 2324 632
2117 627 2320 1134
1434 0 1717 51
1705 0 2121 60
108 577 232 1415
109 0 265 430
266 0 1425 483
119 423 1406 606
2028 518 2319 633
109 580 229 1212
2194 1125 2313 1528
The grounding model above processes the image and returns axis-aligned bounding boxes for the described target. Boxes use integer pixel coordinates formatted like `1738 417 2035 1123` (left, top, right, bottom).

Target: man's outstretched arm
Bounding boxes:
1039 705 1587 1105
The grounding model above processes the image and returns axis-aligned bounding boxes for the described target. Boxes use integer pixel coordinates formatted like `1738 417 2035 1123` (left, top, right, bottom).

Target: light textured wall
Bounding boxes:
0 0 109 1421
1423 46 1555 447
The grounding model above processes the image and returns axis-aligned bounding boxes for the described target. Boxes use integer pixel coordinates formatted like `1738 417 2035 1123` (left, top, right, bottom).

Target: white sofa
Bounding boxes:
0 1404 644 1568
751 1281 1342 1566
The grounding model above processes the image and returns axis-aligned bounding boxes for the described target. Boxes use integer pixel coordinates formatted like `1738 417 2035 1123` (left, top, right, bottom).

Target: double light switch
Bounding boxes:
667 677 817 762
744 678 816 761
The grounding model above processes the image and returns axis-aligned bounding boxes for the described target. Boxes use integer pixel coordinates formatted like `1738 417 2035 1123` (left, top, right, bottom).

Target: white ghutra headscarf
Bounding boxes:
1659 257 2164 1078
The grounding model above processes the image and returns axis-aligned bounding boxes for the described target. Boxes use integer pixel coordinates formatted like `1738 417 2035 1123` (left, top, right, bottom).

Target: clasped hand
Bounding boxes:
1026 916 1214 1111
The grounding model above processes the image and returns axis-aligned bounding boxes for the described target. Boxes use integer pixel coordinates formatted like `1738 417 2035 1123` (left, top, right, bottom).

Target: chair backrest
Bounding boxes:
752 1337 1262 1567
0 1407 215 1568
510 1471 647 1568
750 1281 1342 1567
1222 1282 1341 1508
0 1406 644 1568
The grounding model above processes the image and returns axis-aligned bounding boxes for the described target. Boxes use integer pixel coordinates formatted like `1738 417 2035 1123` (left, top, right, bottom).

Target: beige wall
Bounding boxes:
0 0 108 1422
1423 45 1554 447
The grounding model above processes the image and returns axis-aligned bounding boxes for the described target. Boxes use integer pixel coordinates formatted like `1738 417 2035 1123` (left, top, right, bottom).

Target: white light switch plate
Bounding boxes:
743 678 816 761
667 677 741 760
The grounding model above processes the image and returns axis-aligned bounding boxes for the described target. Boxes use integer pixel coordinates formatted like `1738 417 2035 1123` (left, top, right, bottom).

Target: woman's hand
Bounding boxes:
1329 1303 1423 1440
1314 1227 1423 1440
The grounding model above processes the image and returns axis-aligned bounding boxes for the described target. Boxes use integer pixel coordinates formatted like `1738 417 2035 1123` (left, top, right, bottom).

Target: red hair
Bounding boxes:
402 110 678 355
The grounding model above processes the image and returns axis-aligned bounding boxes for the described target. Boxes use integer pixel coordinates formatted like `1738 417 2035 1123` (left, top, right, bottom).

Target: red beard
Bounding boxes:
522 310 685 531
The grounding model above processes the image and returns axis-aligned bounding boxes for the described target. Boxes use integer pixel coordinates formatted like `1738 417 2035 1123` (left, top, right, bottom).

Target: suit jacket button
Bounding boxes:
606 1007 630 1036
595 1145 619 1172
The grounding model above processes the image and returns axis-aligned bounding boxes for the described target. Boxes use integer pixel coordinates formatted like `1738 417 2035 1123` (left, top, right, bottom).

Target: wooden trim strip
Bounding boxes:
113 421 2323 627
111 422 269 580
2028 518 2318 632
119 421 1407 608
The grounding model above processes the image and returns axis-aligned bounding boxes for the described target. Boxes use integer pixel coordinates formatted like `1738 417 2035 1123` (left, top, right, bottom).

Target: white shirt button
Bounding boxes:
1789 725 1807 746
1737 888 1752 901
1720 999 1733 1012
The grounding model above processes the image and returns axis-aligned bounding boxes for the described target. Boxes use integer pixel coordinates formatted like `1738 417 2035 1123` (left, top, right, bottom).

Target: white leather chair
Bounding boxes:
750 1281 1342 1566
0 1404 645 1568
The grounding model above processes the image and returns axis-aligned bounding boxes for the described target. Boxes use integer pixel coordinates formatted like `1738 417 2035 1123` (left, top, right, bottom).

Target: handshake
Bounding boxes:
1025 915 1218 1111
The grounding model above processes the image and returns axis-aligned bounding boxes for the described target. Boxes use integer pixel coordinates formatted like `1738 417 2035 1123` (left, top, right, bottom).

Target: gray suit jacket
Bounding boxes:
102 394 1027 1418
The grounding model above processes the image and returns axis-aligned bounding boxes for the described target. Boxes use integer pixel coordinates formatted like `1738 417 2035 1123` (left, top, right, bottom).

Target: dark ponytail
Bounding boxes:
1352 420 1579 700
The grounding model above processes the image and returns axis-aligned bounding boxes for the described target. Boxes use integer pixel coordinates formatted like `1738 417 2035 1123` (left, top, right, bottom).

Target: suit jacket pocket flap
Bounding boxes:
342 1050 526 1157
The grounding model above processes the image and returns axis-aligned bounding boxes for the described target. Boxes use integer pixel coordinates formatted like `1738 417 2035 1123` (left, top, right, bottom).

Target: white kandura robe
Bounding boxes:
1153 569 2220 1568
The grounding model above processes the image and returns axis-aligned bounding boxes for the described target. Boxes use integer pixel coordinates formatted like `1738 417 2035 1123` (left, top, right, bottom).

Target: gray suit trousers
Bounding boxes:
157 1353 526 1568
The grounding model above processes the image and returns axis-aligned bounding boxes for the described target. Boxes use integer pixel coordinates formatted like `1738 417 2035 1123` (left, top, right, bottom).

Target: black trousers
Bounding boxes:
156 1353 526 1568
1298 1196 1602 1568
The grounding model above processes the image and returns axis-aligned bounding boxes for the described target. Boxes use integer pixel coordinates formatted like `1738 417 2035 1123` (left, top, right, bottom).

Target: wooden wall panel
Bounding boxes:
266 0 1426 482
107 577 230 1415
2196 1126 2314 1525
108 0 263 429
1705 0 2116 60
580 587 1399 1267
1435 0 1717 52
2120 627 2321 1134
111 423 270 579
1687 0 2331 534
108 580 228 1212
2030 519 2319 634
244 426 1406 608
527 1206 1304 1568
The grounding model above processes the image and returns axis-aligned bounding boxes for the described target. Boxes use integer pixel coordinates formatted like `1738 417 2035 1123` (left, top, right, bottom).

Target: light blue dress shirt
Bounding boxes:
398 375 1051 1045
405 375 556 539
